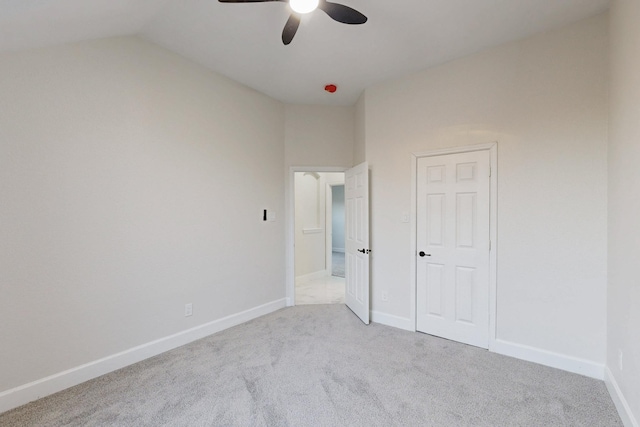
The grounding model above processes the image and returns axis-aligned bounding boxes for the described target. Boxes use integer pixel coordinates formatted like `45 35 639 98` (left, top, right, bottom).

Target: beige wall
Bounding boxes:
0 37 285 393
284 104 355 168
363 15 608 364
608 0 640 424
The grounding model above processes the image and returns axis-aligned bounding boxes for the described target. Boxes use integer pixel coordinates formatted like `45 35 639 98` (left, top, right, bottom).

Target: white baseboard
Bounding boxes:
371 311 414 332
605 366 639 427
491 339 605 380
295 270 329 284
0 298 287 415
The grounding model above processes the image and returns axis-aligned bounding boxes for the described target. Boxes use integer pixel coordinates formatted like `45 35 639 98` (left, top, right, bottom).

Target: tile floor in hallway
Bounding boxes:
295 275 345 305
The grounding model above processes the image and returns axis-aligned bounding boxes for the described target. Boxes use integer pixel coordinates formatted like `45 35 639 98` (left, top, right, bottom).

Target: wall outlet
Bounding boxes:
381 291 389 302
618 349 623 371
185 303 193 317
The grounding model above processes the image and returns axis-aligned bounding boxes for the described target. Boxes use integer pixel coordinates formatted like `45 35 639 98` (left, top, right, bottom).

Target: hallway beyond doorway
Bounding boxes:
295 275 345 305
332 251 345 278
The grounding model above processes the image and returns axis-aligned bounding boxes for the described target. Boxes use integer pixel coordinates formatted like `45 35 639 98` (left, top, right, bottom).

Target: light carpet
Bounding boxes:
0 305 622 426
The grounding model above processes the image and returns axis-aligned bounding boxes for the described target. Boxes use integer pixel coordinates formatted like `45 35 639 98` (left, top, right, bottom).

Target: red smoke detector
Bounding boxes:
324 84 338 93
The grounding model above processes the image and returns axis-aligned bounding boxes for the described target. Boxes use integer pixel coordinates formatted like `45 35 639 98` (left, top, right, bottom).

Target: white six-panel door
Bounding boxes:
416 151 490 348
345 162 370 324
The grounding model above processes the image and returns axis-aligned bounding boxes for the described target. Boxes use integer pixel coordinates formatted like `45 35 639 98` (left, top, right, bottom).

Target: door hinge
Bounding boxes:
489 240 492 251
489 167 492 178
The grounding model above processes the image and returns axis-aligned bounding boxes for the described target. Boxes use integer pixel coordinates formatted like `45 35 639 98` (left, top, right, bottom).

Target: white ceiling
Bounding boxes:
1 0 610 105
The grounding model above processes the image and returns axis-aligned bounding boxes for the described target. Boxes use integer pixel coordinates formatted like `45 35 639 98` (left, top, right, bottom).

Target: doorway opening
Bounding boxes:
293 171 346 305
411 143 497 348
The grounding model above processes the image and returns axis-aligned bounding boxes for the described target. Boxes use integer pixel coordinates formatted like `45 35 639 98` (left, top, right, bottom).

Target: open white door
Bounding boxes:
345 162 370 324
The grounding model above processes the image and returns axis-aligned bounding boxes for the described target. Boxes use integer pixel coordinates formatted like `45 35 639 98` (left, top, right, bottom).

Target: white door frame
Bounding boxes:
286 166 348 306
410 142 498 350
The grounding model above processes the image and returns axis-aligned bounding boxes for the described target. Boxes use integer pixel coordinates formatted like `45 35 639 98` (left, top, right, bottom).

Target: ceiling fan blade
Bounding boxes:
318 1 367 24
282 14 300 45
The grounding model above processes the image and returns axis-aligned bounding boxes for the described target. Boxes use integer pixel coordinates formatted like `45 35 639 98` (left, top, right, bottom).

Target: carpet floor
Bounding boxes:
0 305 622 427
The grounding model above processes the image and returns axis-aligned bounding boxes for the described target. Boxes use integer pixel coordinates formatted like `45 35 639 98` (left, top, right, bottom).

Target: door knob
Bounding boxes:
419 251 431 257
358 249 371 254
358 249 365 253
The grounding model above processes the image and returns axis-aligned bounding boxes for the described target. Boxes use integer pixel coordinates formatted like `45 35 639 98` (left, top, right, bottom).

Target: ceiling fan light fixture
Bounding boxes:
289 0 319 14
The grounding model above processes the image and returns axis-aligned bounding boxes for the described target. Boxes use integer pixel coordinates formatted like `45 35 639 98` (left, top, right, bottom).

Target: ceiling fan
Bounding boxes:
218 0 368 45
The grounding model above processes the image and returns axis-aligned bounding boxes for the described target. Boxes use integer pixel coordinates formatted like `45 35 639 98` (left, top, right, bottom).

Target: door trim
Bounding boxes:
410 142 498 350
286 166 348 307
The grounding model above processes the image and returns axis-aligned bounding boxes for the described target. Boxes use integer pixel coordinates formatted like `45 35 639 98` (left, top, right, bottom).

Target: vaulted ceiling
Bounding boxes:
0 0 610 105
